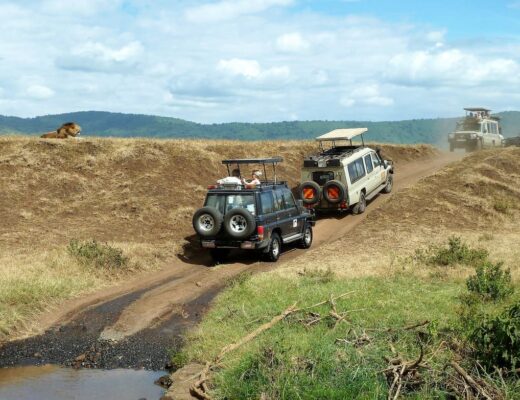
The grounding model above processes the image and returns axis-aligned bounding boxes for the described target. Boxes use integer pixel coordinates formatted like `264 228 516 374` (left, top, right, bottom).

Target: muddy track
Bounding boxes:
0 153 462 370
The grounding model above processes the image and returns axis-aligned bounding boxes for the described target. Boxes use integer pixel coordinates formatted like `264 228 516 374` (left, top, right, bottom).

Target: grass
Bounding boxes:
180 266 520 399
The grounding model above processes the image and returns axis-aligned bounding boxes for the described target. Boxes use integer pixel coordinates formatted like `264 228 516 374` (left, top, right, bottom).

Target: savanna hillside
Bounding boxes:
178 148 520 399
0 136 435 339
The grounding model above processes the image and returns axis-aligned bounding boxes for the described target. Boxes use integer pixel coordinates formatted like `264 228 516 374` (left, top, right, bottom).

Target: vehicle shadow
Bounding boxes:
177 234 263 267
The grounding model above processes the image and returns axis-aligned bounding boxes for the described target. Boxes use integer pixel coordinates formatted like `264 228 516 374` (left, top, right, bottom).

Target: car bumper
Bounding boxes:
201 239 269 250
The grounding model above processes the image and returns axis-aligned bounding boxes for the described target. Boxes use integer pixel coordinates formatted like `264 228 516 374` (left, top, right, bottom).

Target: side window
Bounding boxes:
273 189 284 211
364 154 374 173
482 123 488 134
282 189 296 209
373 153 382 167
348 158 366 184
260 192 275 214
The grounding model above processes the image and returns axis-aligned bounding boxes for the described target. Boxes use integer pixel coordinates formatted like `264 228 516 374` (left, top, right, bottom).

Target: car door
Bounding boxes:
259 191 277 233
371 152 387 188
273 188 292 238
363 153 378 194
281 188 302 236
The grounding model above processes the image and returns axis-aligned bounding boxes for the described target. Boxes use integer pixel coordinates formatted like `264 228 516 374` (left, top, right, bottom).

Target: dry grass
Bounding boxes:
0 136 436 338
278 147 520 282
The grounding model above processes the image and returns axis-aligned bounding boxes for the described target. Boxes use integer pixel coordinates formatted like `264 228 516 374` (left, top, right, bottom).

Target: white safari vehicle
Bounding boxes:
298 128 394 214
448 107 504 152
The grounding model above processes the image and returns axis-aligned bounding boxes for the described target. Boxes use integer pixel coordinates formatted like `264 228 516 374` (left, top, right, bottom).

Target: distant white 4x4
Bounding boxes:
448 107 504 152
299 128 394 214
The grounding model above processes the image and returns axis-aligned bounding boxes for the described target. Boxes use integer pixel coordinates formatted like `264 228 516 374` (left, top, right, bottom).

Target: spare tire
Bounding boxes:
224 208 256 239
192 207 223 237
299 181 321 205
323 180 346 204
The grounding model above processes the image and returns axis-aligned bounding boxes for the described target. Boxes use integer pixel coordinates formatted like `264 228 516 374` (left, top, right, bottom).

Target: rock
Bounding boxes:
33 352 42 358
195 281 202 287
154 374 173 389
75 353 86 362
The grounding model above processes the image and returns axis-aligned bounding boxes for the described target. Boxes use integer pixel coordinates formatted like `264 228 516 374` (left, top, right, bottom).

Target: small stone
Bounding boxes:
195 281 202 287
154 375 173 389
33 352 42 358
75 353 86 362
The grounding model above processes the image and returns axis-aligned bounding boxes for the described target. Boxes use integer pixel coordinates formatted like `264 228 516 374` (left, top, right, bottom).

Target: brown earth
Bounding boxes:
0 137 436 254
278 147 520 281
0 136 441 341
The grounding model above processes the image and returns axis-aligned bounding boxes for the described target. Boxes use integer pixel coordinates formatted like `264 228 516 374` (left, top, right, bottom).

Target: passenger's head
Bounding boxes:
231 168 240 177
252 170 262 179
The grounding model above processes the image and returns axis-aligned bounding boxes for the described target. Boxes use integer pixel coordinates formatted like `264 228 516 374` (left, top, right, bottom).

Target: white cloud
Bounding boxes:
276 32 310 53
57 41 144 72
185 0 293 23
26 84 55 99
217 58 290 80
341 84 394 108
386 49 520 87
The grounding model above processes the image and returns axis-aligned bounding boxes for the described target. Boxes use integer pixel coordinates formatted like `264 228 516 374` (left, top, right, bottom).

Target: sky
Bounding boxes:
1 0 520 123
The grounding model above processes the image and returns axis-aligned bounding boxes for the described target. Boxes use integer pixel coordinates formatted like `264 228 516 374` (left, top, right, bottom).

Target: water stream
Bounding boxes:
0 365 165 400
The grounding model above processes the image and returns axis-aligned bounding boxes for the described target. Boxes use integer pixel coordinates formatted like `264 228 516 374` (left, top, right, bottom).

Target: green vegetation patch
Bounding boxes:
181 274 463 399
67 239 128 270
416 236 488 267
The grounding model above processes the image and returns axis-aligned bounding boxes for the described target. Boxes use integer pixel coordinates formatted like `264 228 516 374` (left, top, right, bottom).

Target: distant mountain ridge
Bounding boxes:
1 110 519 145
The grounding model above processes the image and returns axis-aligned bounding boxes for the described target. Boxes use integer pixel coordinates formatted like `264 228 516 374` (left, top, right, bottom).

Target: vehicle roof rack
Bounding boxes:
316 128 368 142
222 157 283 165
464 107 491 112
221 157 283 184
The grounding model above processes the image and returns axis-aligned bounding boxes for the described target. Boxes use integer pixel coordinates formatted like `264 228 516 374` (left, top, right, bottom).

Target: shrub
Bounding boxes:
67 239 128 270
421 236 488 267
469 301 520 371
466 262 513 302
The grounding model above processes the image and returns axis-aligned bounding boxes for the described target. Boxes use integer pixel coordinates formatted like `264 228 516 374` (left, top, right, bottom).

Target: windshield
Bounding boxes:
205 193 256 215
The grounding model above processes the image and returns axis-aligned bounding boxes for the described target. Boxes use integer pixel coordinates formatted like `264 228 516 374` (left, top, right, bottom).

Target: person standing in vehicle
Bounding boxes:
243 170 261 185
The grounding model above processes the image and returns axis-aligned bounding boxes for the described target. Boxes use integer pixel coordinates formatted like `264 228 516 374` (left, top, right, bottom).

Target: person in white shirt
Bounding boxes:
217 168 242 185
243 170 261 186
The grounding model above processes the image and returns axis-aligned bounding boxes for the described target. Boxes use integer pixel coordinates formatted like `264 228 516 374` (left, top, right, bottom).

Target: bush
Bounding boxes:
466 261 514 302
67 239 128 270
469 301 520 371
419 236 488 267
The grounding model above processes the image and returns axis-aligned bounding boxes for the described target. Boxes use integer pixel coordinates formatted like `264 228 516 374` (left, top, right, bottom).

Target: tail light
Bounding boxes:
207 184 218 189
257 225 264 240
340 200 348 209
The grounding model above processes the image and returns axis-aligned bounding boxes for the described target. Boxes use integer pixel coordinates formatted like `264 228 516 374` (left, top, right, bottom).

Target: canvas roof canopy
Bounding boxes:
464 107 491 112
316 128 368 142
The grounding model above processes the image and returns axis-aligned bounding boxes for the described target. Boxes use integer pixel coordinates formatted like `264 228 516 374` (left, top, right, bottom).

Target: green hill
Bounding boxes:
1 110 519 145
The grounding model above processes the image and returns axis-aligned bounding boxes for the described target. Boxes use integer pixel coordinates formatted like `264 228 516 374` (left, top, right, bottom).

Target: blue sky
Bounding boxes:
1 0 519 122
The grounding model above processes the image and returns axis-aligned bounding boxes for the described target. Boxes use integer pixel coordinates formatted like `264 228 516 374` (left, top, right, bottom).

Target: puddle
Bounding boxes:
0 365 165 400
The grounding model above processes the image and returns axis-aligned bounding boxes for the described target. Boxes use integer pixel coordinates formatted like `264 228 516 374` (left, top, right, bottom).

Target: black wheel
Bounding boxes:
298 225 313 249
322 180 346 204
264 233 281 262
210 249 230 263
299 181 321 205
192 207 223 237
352 192 366 214
382 174 393 194
223 208 256 239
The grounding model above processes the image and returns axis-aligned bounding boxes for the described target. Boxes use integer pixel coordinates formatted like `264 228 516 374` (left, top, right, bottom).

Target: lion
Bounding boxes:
40 122 81 139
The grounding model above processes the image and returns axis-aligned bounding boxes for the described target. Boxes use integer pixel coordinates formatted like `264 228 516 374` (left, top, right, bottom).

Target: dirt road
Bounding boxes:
0 152 462 370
